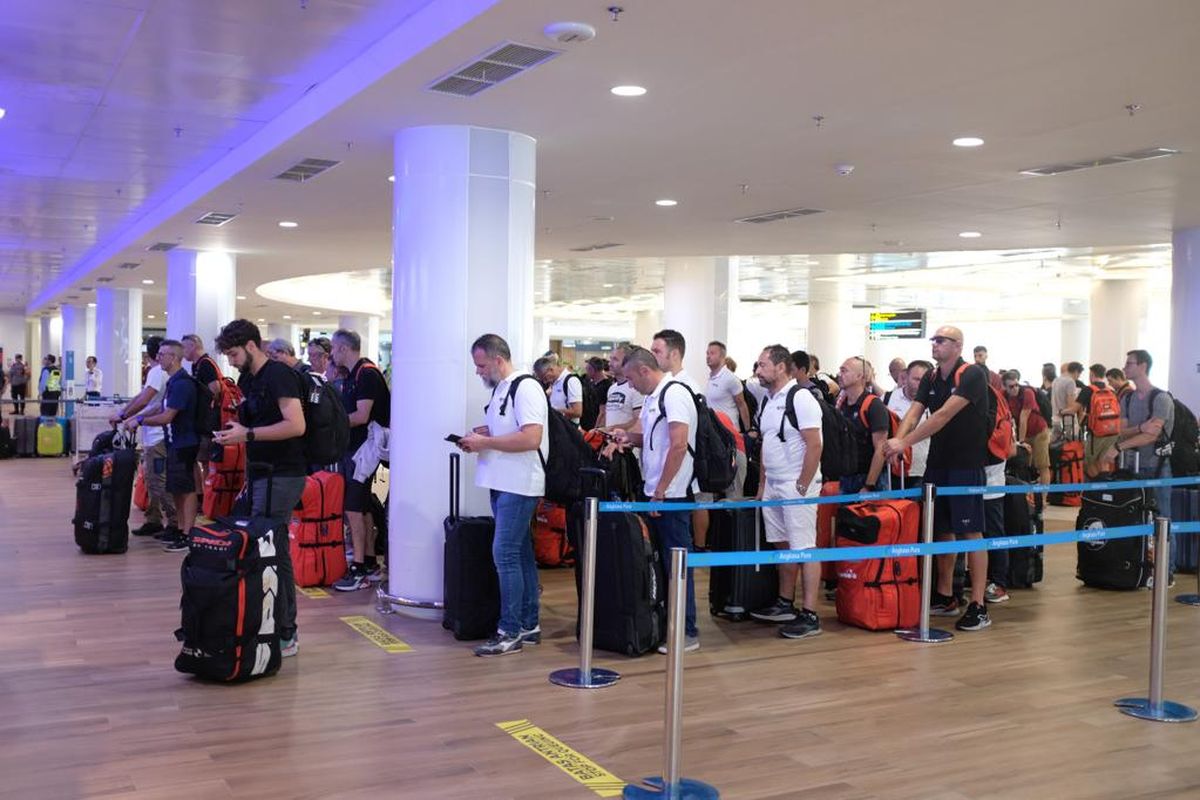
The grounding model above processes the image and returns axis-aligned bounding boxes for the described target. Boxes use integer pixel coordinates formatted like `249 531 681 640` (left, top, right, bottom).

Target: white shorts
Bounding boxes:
762 477 820 549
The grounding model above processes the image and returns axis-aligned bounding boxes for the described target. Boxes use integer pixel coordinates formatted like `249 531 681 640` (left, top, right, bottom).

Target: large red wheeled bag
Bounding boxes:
835 499 920 631
289 471 347 587
204 443 246 519
816 481 841 584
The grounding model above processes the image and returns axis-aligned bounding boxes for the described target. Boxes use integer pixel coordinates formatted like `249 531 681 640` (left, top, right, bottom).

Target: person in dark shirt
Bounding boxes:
330 328 391 592
184 333 223 493
884 325 992 632
212 319 307 659
836 356 890 492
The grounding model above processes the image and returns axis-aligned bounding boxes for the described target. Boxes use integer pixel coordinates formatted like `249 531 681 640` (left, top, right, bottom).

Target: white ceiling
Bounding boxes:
8 0 1200 323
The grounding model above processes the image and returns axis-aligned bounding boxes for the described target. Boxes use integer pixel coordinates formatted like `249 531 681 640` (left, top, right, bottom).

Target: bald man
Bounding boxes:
883 325 992 632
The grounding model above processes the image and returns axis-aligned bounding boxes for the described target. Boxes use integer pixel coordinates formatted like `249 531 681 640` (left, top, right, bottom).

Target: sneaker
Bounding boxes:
154 527 181 542
131 521 163 537
163 534 189 553
985 582 1011 604
657 636 700 654
474 632 523 657
930 592 960 617
333 566 369 592
749 599 799 623
281 636 298 658
955 602 992 631
779 610 822 640
519 626 542 645
364 563 385 583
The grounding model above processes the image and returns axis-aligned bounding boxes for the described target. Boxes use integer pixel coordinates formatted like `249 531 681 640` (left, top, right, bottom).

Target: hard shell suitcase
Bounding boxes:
707 507 777 620
1076 470 1152 590
73 447 138 554
1169 487 1200 574
1004 475 1043 588
835 497 920 631
37 417 65 456
442 453 500 641
289 470 347 587
14 417 37 457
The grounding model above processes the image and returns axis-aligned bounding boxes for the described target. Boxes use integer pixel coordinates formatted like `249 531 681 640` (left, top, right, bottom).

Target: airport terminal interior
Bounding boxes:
3 2 1200 798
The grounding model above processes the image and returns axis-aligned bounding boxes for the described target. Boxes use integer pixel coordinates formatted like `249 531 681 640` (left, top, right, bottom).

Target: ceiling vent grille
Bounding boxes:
96 276 114 283
195 211 238 227
274 158 341 182
735 207 826 224
146 242 178 252
1020 147 1179 177
428 42 561 97
568 242 624 253
117 262 140 270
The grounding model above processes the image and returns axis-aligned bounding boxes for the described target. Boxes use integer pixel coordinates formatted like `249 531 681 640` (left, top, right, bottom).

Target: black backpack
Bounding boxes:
758 385 857 482
650 381 738 494
177 371 214 440
741 383 760 433
1026 383 1053 425
300 369 351 466
502 375 597 504
578 374 608 431
1144 389 1200 477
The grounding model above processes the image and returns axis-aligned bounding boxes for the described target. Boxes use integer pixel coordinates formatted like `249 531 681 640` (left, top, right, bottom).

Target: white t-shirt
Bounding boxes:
640 374 698 499
140 365 167 447
983 461 1006 501
671 370 705 395
476 372 550 498
85 367 103 395
550 371 584 426
706 366 743 427
744 376 769 405
758 379 823 480
887 390 929 478
605 380 644 428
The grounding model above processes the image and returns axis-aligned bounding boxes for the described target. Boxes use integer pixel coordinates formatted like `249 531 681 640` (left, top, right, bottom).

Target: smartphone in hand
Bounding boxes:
444 434 463 444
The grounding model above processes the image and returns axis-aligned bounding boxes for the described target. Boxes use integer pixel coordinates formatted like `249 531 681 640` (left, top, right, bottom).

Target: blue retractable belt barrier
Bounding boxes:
936 476 1200 496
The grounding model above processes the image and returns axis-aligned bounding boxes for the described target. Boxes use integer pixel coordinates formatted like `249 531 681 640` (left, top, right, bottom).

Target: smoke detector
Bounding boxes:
543 22 596 43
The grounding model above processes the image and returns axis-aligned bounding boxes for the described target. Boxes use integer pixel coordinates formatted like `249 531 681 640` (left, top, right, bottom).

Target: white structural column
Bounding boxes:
1169 228 1200 407
1060 316 1089 367
338 314 380 362
85 304 97 362
265 323 301 349
1090 279 1148 367
95 287 143 399
60 304 89 389
633 309 663 348
388 125 536 614
40 315 62 362
661 257 730 379
807 255 855 369
165 249 236 346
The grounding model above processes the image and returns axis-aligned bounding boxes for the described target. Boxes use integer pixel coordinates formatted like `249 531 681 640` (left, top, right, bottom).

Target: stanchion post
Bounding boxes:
1114 517 1197 722
1176 526 1200 607
550 496 620 689
624 548 717 799
897 482 953 644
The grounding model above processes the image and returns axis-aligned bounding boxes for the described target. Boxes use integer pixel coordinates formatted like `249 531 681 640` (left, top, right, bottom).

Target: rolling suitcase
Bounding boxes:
816 481 841 585
1050 417 1083 506
1076 469 1152 590
707 507 777 620
14 417 37 457
442 452 500 641
36 417 65 456
1004 475 1043 588
73 446 138 554
289 470 347 587
203 443 245 519
835 490 920 631
174 465 282 683
568 469 665 656
1169 487 1200 574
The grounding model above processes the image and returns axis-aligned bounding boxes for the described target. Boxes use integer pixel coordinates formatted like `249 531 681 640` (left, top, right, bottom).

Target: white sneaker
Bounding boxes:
657 636 700 654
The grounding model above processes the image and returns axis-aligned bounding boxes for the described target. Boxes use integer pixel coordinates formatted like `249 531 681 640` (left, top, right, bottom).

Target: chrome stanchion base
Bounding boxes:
548 667 620 689
623 776 719 798
1114 697 1199 723
1174 593 1200 606
895 627 954 644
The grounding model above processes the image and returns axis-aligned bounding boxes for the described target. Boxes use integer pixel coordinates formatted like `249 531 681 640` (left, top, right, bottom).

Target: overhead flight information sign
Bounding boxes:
868 309 926 340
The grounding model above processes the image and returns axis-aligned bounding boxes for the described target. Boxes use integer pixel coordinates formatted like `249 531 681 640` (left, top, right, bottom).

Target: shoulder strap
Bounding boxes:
778 385 802 442
858 392 875 428
651 380 695 451
953 363 969 385
567 372 585 402
499 374 536 416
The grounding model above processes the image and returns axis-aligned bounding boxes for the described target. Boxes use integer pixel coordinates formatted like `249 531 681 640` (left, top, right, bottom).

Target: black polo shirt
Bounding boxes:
840 393 891 475
915 358 989 470
192 354 221 388
239 359 306 478
342 358 391 451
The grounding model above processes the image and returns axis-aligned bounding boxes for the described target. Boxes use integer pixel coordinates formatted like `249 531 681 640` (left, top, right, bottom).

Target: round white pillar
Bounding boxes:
338 314 381 363
1060 317 1089 368
388 125 536 614
61 304 89 390
633 309 663 348
662 257 727 379
806 257 854 370
94 288 143 399
1090 279 1147 370
1169 228 1200 406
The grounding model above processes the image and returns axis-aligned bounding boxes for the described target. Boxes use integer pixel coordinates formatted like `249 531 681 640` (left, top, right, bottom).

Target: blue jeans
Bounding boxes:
1136 463 1176 579
490 490 540 635
647 507 698 638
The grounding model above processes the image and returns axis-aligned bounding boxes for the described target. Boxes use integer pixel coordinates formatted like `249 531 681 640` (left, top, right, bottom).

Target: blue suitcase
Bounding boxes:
1170 487 1200 574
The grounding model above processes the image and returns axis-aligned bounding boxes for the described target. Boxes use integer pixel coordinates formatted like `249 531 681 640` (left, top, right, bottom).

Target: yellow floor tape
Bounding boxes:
339 615 412 653
297 586 329 599
496 719 626 798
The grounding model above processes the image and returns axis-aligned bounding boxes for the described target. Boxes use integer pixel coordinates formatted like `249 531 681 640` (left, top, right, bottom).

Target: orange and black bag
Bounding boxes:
289 470 347 587
533 500 574 568
203 443 246 519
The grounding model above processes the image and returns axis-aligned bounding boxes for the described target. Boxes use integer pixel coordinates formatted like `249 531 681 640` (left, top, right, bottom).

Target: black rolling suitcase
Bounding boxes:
1076 469 1152 590
708 507 778 620
1004 475 1043 588
73 445 138 554
174 465 283 682
442 453 499 641
14 417 36 457
1170 487 1200 574
568 469 665 656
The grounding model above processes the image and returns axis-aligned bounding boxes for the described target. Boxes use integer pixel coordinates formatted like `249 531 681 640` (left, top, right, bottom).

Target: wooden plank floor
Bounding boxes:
2 456 1199 799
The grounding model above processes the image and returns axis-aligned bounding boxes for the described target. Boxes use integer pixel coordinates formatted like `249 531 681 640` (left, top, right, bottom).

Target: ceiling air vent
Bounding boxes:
735 207 826 224
146 242 178 252
428 42 561 97
568 242 624 253
274 158 341 182
117 262 140 269
1020 146 1179 177
195 211 238 227
96 276 114 283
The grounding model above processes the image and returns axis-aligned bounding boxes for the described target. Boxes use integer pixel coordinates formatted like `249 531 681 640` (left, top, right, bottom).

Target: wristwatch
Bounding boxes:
246 428 256 443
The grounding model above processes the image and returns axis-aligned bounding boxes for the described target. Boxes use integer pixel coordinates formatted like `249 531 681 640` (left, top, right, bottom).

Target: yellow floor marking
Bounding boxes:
297 585 329 599
339 615 412 653
497 719 626 797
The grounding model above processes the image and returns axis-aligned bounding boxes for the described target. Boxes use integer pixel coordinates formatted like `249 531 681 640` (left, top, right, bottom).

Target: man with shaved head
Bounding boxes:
883 325 992 632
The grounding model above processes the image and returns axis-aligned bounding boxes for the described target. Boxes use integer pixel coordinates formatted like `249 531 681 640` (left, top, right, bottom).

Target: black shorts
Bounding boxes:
926 466 985 537
341 454 377 513
166 445 199 494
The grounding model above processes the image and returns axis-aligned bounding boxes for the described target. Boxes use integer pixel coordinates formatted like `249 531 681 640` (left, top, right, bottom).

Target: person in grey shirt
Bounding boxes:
1051 362 1083 437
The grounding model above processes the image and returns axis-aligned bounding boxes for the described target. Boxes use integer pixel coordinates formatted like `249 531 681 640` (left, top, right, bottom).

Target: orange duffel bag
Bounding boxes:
289 471 347 587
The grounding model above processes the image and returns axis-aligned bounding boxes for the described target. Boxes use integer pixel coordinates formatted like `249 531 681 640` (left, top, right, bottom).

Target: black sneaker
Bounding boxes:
131 521 163 537
780 610 822 640
955 602 991 631
930 592 960 617
154 527 181 542
163 534 189 553
333 566 369 592
474 632 523 657
749 599 799 623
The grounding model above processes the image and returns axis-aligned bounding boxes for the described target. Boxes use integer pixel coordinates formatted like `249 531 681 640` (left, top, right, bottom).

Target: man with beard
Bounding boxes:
456 334 549 657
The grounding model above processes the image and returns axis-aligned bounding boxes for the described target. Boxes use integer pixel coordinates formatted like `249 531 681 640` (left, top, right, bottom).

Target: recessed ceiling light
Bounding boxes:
278 221 299 228
313 311 321 315
603 283 615 288
256 318 265 322
141 279 154 285
655 199 678 207
388 175 395 183
0 108 6 121
953 136 985 148
611 85 647 97
147 314 156 319
282 314 292 319
236 295 247 300
959 231 983 238
87 302 96 308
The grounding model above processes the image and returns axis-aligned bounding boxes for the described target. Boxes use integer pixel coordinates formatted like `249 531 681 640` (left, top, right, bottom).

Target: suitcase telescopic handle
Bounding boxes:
449 452 460 521
246 461 275 510
580 466 607 499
